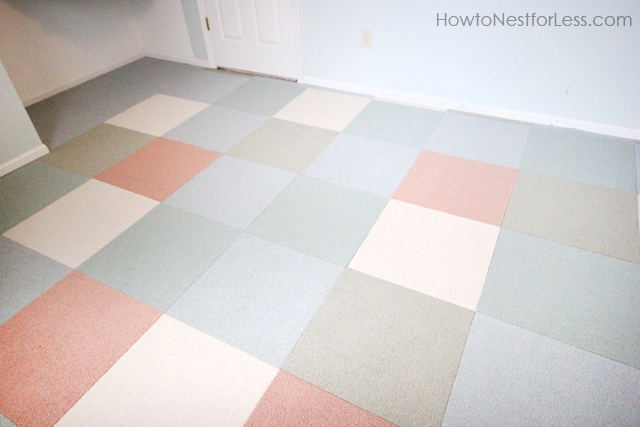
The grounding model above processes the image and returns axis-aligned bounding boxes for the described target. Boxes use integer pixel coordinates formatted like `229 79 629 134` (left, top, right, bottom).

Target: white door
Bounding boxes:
202 0 299 80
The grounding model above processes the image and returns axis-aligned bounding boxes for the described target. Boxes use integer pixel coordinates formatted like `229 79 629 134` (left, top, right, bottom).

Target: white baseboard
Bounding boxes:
143 51 212 69
23 53 145 107
22 52 211 107
0 144 49 178
302 76 640 140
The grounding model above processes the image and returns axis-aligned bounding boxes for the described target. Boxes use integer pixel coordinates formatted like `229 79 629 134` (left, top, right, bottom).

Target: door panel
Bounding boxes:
204 0 297 80
217 0 244 41
253 0 281 45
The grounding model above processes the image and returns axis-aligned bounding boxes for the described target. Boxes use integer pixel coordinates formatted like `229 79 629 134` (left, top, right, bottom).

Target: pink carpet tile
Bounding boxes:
96 137 220 201
393 150 518 226
244 371 397 427
0 271 161 427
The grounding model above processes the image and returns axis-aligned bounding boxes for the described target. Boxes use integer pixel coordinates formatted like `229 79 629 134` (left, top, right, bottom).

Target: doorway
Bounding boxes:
200 0 301 81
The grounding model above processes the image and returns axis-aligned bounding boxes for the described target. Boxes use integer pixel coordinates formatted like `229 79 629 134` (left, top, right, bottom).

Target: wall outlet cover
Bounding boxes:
361 29 372 48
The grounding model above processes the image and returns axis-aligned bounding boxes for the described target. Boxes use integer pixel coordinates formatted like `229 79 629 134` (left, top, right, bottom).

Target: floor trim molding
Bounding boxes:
23 54 145 107
143 52 212 69
302 76 640 140
0 144 49 178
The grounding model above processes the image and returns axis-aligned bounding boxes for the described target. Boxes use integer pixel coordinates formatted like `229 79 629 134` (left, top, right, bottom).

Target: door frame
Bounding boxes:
196 0 217 69
196 0 304 82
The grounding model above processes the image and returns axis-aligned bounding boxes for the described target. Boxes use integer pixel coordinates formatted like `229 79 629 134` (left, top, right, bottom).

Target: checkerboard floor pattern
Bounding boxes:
1 58 639 427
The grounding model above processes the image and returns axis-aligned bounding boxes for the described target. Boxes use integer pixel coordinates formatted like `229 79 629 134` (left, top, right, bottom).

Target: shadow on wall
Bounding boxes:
2 0 154 44
0 0 159 147
0 0 150 101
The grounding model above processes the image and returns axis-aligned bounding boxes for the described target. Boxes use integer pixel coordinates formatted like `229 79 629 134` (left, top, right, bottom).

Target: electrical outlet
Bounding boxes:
361 29 372 48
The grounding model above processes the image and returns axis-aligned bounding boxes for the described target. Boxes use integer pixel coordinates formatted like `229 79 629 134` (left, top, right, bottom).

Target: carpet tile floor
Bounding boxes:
0 58 638 426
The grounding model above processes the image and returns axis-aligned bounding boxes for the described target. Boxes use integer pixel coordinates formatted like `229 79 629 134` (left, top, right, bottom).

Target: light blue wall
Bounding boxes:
301 0 640 129
0 59 44 166
181 0 208 60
